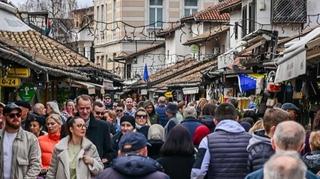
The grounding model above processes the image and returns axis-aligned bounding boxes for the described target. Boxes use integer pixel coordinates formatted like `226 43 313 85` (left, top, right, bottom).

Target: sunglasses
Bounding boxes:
75 124 87 129
116 109 123 112
8 112 22 118
136 114 147 119
95 111 105 115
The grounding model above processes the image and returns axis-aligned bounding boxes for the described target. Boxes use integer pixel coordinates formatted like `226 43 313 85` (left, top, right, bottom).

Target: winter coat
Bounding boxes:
303 150 320 174
0 128 41 179
246 130 274 172
156 105 167 127
38 132 61 169
96 155 169 179
180 117 210 146
147 139 164 159
46 136 104 179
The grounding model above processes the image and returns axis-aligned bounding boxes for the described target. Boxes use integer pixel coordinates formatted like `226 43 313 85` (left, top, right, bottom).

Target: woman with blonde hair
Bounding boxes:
135 107 151 138
303 131 320 174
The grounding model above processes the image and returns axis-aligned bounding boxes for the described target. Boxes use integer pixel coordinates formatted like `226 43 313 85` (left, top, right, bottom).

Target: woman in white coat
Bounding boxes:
46 116 103 179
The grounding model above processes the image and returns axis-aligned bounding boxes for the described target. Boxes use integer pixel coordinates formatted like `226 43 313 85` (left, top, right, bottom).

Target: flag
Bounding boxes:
238 74 256 93
143 64 149 82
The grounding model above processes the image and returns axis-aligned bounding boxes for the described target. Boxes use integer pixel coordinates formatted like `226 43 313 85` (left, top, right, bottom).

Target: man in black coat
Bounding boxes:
75 94 113 167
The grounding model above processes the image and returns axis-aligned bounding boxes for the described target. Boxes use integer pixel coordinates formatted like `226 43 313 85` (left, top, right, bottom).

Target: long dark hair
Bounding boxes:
66 116 84 139
160 125 194 156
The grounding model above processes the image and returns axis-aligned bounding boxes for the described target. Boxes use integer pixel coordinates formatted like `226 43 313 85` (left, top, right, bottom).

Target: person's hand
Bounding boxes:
101 158 108 163
83 155 94 165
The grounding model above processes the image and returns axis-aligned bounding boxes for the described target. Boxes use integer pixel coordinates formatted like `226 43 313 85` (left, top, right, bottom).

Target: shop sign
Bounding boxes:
141 89 148 95
182 87 199 95
18 83 36 102
0 77 21 87
103 80 114 90
164 91 173 98
8 68 30 78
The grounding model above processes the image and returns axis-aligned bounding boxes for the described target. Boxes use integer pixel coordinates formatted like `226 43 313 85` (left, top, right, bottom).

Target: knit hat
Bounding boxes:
193 125 210 146
147 124 165 141
120 115 136 128
166 102 178 114
4 103 22 114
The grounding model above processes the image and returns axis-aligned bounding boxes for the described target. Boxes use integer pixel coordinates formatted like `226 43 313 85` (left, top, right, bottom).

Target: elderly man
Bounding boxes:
264 151 307 179
245 121 318 179
124 98 136 117
0 103 41 178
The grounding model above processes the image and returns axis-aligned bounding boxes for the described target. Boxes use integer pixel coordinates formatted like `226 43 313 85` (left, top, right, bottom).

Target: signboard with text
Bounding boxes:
18 83 36 102
0 77 21 87
8 68 30 78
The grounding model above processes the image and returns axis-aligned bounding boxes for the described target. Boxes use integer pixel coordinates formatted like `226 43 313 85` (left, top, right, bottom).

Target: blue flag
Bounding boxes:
238 74 256 93
143 64 149 81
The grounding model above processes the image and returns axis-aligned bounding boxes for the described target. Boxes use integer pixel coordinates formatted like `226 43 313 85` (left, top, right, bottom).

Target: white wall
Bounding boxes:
306 0 320 28
131 47 166 78
229 10 242 49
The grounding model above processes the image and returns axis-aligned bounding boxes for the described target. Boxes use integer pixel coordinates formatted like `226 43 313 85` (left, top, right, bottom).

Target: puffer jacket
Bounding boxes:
38 132 60 169
303 150 320 174
247 130 274 172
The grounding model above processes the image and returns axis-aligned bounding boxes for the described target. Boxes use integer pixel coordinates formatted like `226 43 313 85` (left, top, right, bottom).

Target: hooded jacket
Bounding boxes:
96 155 169 179
247 130 274 172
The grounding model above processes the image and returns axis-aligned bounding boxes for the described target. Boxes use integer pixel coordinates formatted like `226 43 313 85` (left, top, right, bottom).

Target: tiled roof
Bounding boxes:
154 59 217 88
183 26 229 45
114 43 165 61
219 0 242 13
194 3 230 22
0 30 91 68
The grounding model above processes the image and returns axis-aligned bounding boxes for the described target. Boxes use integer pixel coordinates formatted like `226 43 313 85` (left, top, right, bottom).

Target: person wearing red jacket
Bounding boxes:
38 114 62 172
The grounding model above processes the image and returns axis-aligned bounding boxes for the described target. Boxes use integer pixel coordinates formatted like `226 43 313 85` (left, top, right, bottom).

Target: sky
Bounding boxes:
8 0 93 9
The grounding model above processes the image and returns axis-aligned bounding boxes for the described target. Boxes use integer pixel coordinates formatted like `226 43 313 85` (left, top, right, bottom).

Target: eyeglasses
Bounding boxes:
8 112 22 118
75 124 87 129
116 109 123 112
95 111 105 115
136 115 147 119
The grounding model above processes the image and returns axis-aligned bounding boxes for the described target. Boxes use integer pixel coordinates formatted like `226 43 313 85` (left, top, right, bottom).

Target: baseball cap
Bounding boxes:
118 132 150 153
4 103 22 114
166 102 178 114
15 100 31 110
281 103 299 112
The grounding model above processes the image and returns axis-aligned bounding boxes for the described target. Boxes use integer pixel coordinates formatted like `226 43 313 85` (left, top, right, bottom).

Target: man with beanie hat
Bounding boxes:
164 102 179 135
97 132 169 179
112 115 136 159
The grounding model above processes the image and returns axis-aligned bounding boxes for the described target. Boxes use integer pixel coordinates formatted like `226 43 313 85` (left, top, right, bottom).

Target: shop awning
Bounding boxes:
275 27 320 83
71 80 98 95
183 87 199 95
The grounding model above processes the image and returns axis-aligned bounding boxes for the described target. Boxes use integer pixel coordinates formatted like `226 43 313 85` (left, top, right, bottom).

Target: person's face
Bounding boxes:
104 97 112 104
104 113 114 123
93 106 105 120
20 106 29 120
116 107 124 117
29 121 41 136
38 104 46 116
5 109 22 130
76 99 92 121
125 99 133 110
287 110 298 121
46 104 53 115
145 105 153 114
66 102 75 112
70 118 86 138
120 121 134 134
135 111 148 126
46 117 61 134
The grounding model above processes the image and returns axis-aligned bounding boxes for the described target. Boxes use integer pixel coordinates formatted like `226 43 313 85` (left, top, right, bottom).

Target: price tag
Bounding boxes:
0 77 21 87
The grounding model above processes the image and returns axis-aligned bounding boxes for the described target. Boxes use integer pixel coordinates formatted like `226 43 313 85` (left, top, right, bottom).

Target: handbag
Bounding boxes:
266 71 281 93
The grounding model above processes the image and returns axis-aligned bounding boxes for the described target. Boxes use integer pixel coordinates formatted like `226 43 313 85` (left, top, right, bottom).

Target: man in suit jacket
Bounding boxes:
75 94 113 167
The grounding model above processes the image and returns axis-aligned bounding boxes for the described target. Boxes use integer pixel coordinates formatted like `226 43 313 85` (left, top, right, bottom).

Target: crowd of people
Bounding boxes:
0 94 320 179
